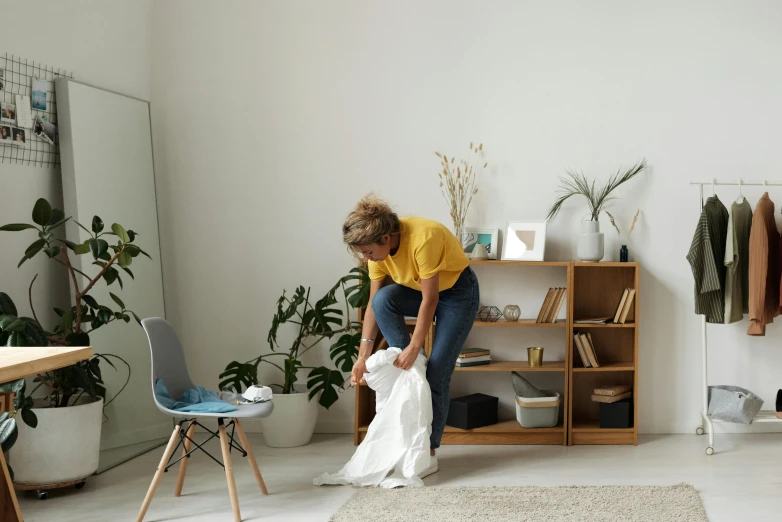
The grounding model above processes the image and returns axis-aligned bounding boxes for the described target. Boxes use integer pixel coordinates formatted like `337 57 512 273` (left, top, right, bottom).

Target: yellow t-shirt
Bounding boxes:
368 217 470 292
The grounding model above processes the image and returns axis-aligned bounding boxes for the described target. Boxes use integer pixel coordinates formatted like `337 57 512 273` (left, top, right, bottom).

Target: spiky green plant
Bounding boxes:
546 160 647 222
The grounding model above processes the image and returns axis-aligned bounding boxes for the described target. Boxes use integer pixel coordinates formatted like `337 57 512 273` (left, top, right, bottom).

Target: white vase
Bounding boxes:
470 242 489 260
259 390 319 448
10 397 103 486
577 220 604 262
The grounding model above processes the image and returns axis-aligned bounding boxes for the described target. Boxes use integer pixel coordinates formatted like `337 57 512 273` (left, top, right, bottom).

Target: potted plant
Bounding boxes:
219 267 368 448
0 198 147 494
546 160 646 262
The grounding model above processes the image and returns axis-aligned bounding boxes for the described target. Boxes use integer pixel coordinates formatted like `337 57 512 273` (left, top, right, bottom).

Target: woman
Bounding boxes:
343 195 479 474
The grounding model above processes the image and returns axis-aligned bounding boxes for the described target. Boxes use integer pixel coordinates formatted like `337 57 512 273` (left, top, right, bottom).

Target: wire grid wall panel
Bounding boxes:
0 53 74 167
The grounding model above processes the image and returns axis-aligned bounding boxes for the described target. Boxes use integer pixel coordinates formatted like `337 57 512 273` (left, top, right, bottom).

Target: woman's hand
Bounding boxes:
350 359 367 387
393 344 421 370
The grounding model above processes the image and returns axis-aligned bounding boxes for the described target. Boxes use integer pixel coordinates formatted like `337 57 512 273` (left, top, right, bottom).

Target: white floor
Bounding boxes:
17 433 782 522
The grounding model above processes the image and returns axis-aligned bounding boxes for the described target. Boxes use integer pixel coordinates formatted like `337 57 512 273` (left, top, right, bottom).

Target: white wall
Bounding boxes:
150 0 782 434
0 0 156 445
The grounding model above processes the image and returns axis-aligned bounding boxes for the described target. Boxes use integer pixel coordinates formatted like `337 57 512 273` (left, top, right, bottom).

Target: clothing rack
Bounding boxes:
689 179 782 456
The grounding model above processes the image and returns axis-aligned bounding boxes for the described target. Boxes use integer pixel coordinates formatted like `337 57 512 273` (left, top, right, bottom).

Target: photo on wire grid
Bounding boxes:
1 102 16 124
33 114 56 145
12 127 26 146
0 126 11 141
32 78 49 110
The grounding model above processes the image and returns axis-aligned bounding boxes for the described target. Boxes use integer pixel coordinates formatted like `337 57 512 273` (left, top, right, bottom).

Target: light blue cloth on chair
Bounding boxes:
155 379 237 413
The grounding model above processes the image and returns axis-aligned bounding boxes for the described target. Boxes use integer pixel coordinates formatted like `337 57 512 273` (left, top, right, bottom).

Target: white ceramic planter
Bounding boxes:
577 220 604 262
259 391 319 448
10 397 103 486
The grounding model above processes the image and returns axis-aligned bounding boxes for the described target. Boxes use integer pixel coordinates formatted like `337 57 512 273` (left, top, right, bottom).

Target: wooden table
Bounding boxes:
1 346 93 522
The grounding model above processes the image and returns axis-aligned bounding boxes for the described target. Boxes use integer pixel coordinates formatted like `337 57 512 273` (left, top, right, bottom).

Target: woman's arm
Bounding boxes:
350 278 385 386
394 273 439 369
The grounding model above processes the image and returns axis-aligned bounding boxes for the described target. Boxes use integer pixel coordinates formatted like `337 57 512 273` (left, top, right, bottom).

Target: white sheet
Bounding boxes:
313 347 432 488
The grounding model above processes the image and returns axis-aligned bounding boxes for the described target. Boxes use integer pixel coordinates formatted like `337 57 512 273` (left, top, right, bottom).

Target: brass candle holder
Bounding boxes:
527 346 544 367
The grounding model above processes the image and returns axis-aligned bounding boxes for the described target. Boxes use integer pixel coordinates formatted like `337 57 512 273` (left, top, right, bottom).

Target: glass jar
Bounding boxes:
503 304 521 322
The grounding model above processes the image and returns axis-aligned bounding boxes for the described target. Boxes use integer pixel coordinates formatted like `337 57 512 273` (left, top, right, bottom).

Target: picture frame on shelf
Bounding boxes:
502 220 547 261
463 228 499 260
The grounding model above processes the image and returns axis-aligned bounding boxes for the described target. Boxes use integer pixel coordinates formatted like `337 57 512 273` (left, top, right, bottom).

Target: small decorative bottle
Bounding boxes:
620 245 629 262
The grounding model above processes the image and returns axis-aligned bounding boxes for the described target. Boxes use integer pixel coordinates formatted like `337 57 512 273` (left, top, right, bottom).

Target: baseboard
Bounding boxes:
100 422 173 451
640 420 782 434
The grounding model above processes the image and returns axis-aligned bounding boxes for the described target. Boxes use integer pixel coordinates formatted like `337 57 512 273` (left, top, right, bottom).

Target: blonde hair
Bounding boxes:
342 195 400 247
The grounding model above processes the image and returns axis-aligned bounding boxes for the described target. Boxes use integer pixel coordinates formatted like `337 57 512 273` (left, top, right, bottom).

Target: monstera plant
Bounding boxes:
219 266 369 409
0 198 146 484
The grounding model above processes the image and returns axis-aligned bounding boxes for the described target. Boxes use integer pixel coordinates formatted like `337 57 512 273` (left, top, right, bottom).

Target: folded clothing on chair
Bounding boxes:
155 379 237 413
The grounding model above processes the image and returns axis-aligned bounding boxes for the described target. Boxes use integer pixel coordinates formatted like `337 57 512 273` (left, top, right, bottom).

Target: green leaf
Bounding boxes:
0 293 17 316
47 208 65 226
343 266 370 309
0 417 18 453
121 267 135 279
89 238 109 258
66 332 90 346
60 307 74 335
109 292 125 309
53 307 65 317
81 294 100 309
32 198 53 227
111 223 130 242
267 286 307 350
1 317 25 332
131 311 142 325
74 241 91 255
21 408 38 429
307 367 344 409
124 245 141 257
92 215 104 234
25 239 46 258
6 331 26 346
44 246 61 258
329 332 361 372
103 268 119 286
218 361 258 393
118 251 132 269
17 254 30 268
98 308 113 324
38 230 53 242
61 239 79 250
21 317 47 346
284 358 303 392
0 379 25 395
127 230 137 242
0 223 37 232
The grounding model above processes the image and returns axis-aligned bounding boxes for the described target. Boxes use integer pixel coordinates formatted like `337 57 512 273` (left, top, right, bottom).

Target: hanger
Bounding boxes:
712 178 716 196
736 178 745 204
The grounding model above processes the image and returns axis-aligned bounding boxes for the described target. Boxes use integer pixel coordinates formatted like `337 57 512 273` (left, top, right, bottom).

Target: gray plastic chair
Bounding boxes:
136 317 273 522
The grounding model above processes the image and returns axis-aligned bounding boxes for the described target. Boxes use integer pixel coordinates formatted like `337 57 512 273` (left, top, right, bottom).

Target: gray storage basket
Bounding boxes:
707 385 764 424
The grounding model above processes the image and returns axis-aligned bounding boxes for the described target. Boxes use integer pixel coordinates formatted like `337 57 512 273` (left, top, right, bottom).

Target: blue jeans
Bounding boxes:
372 267 480 449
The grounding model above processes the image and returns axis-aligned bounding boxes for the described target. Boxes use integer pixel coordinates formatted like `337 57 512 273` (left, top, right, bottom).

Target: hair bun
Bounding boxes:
343 194 400 247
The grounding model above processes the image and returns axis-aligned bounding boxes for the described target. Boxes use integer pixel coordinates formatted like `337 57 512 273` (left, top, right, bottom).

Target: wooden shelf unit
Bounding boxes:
353 261 639 447
569 262 639 446
354 261 572 446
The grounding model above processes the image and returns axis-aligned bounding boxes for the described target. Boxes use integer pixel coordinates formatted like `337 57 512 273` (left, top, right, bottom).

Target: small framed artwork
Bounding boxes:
463 228 499 260
1 102 16 124
0 126 11 142
502 220 547 261
12 127 26 146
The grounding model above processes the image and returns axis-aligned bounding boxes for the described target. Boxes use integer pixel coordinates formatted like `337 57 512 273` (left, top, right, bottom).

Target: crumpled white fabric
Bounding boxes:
313 347 432 488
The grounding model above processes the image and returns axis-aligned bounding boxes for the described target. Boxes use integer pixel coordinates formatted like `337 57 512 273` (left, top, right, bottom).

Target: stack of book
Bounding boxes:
592 384 632 403
573 331 599 368
455 348 491 367
612 288 636 324
535 287 567 323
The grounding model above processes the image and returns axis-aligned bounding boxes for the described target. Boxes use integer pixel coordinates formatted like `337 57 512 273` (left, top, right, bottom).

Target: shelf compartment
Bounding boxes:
455 361 565 372
572 362 634 372
573 265 636 322
573 322 635 328
572 328 635 369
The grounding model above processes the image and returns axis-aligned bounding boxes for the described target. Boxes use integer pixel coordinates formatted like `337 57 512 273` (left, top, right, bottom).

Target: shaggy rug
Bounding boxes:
329 484 708 522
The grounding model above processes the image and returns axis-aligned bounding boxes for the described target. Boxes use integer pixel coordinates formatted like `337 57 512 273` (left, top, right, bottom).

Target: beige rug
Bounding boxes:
330 484 708 522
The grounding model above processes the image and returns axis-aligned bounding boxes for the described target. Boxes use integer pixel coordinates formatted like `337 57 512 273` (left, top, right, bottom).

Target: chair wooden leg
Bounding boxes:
174 421 196 496
218 420 241 522
234 419 268 495
136 423 182 522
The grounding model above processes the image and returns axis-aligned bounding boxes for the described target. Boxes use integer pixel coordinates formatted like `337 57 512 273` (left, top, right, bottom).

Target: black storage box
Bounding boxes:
599 398 633 429
446 393 498 430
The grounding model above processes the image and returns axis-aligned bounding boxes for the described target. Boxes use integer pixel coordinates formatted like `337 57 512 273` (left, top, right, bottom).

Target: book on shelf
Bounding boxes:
574 333 591 368
591 391 632 403
574 317 612 324
613 289 629 323
455 359 491 367
535 288 556 323
546 287 566 323
459 348 490 358
456 354 491 364
594 384 632 397
580 332 600 368
618 288 636 324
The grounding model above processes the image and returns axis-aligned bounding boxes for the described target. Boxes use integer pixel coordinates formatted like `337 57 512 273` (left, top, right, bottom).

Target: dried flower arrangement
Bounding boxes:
605 209 641 236
436 142 487 241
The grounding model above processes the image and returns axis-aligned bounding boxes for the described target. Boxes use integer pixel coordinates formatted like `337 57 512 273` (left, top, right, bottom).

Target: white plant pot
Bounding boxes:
577 220 604 262
10 397 103 486
259 391 319 448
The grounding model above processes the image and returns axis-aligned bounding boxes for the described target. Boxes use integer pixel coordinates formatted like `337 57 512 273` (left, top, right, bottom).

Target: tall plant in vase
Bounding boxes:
436 142 487 242
546 160 646 262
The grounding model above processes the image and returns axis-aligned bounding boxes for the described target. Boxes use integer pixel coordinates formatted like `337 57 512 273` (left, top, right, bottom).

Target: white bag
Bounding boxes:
313 347 432 488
